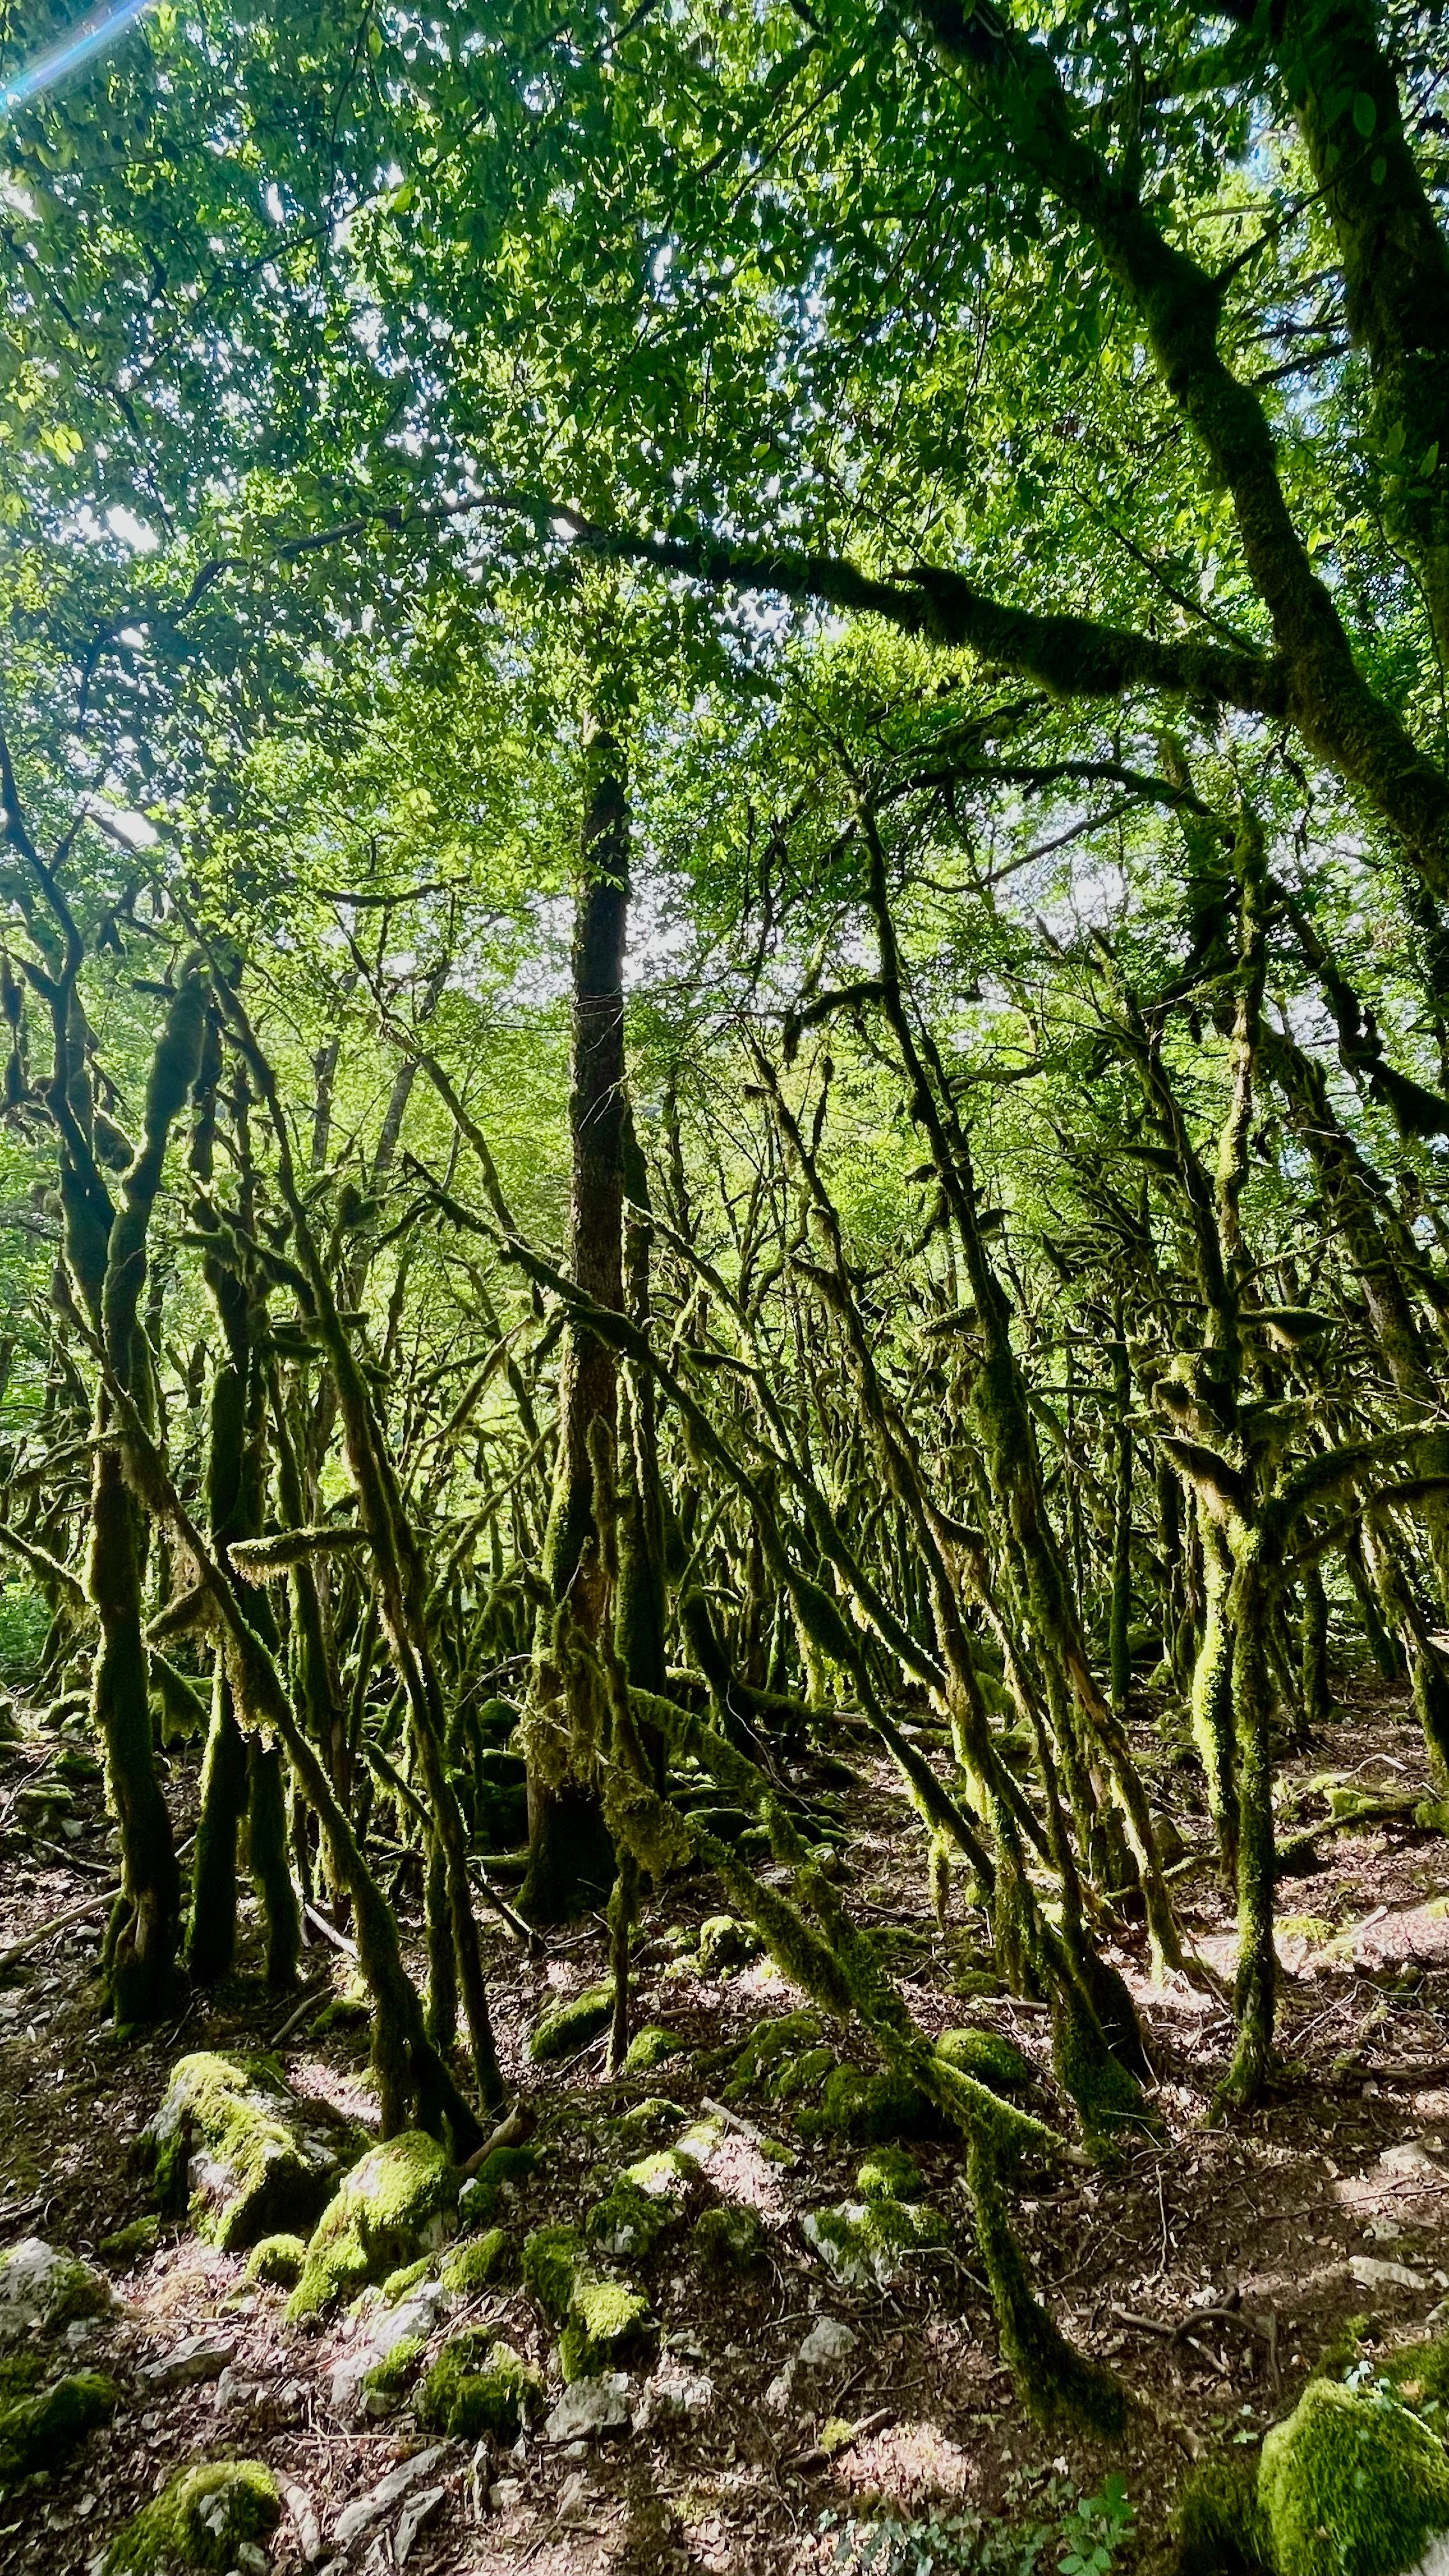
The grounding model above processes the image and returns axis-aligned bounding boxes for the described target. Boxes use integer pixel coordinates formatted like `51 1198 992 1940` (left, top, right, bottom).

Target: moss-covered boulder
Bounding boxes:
146 2053 349 2252
417 2331 542 2439
528 1983 616 2064
769 2044 835 2105
694 1915 761 1976
99 2216 160 2267
0 2237 112 2343
621 2024 687 2076
0 2368 116 2485
1258 2379 1449 2576
797 2066 939 2143
558 2273 656 2383
802 2198 951 2290
856 2146 924 2204
360 2335 426 2413
522 2223 583 2322
101 2460 280 2573
586 2149 701 2262
286 2130 457 2323
726 2012 824 2096
440 2228 512 2295
242 2232 306 2288
691 2204 767 2271
1170 2458 1272 2576
934 2028 1034 2092
457 2140 538 2228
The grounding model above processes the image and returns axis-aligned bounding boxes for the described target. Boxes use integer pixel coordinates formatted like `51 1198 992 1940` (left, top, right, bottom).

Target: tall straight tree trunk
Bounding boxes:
521 705 631 1924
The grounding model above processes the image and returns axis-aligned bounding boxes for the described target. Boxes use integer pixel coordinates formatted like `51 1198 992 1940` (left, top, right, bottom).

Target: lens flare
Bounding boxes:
0 0 152 119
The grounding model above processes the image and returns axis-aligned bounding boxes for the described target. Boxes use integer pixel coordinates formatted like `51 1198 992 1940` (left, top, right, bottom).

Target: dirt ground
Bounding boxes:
3 1666 1448 2575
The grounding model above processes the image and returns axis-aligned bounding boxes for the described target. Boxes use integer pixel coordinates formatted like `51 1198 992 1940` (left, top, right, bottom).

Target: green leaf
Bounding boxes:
1353 89 1376 137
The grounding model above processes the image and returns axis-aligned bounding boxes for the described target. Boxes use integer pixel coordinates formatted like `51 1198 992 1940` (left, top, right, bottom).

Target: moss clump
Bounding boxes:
313 1987 372 2036
242 2233 305 2288
361 2336 425 2405
0 2370 116 2485
521 2223 581 2322
1258 2377 1449 2576
934 2028 1033 2092
286 2131 456 2324
802 2198 949 2290
1379 2327 1449 2416
1171 2457 1271 2576
586 2147 699 2260
769 2044 835 2104
728 2012 824 2092
558 2272 656 2382
146 2053 345 2252
622 2024 686 2075
441 2228 512 2294
457 2141 539 2229
101 2460 280 2573
613 2096 688 2147
416 2332 542 2440
0 2237 112 2338
98 2216 160 2267
692 2204 767 2271
528 1982 615 2063
381 2255 432 2303
797 2067 938 2144
695 1915 761 1975
856 2147 924 2204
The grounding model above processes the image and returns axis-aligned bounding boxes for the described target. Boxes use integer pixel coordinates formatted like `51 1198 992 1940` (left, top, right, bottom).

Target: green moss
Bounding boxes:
381 2255 432 2303
1258 2377 1449 2576
101 2460 280 2573
729 2012 824 2090
768 2044 835 2104
797 2066 939 2143
0 2356 42 2404
314 1988 372 2035
856 2146 924 2204
440 2228 512 2294
362 2335 425 2404
99 2216 160 2266
521 2223 581 2322
0 2370 116 2485
803 2198 950 2288
934 2028 1034 2092
613 2096 688 2147
147 2052 344 2251
695 1915 761 1975
1051 1998 1157 2157
286 2131 456 2323
457 2142 538 2228
558 2271 656 2381
691 2204 767 2271
416 2332 542 2439
1377 2326 1449 2417
528 1982 616 2063
242 2233 305 2287
622 2024 687 2075
1171 2458 1272 2576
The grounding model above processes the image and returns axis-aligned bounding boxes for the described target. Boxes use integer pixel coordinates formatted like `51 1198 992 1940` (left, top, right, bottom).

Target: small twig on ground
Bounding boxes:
783 2406 896 2476
0 1884 118 1972
302 1900 358 1960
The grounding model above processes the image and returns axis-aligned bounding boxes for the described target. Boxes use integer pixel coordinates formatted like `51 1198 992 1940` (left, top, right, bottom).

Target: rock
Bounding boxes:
763 2365 796 2411
491 2475 525 2511
691 2204 767 2271
243 2232 307 2287
634 2361 714 2430
415 2333 543 2440
558 2273 656 2383
798 2317 857 2368
1350 2255 1429 2292
797 2067 940 2144
139 2334 237 2391
694 1914 761 1976
440 2227 511 2295
0 2239 112 2344
1259 2378 1449 2576
98 2458 280 2573
98 2217 160 2267
395 2481 445 2565
726 2012 824 2097
585 2149 700 2260
620 2025 686 2075
855 2147 924 2204
528 1983 616 2064
287 2131 456 2322
457 2142 539 2227
802 2198 950 2290
0 2366 116 2483
522 2223 583 2322
544 2374 631 2442
332 2447 448 2549
145 2054 350 2252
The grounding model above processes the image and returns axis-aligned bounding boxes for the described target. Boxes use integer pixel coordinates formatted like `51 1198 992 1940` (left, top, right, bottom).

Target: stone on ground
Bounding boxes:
100 2458 280 2573
0 2239 111 2343
287 2129 456 2322
145 2053 349 2252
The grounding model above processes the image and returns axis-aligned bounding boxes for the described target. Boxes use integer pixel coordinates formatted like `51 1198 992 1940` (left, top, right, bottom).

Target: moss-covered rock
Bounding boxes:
797 2067 939 2143
286 2130 456 2323
98 2216 160 2267
242 2232 306 2288
933 2028 1034 2092
613 2096 688 2148
522 2222 582 2322
146 2053 349 2251
728 2012 824 2094
769 2044 835 2105
440 2228 512 2295
802 2198 951 2290
360 2336 425 2410
528 1983 615 2063
694 1915 761 1976
558 2272 656 2382
856 2146 924 2204
691 2204 767 2271
381 2255 432 2303
313 1986 372 2036
1379 2326 1449 2417
101 2460 280 2573
0 2237 112 2343
416 2331 542 2439
457 2141 539 2228
0 2369 116 2485
1258 2377 1449 2576
586 2148 700 2262
1170 2457 1271 2576
621 2024 686 2076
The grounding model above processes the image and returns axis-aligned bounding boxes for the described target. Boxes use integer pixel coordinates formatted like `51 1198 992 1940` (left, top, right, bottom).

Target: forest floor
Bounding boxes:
3 1671 1449 2576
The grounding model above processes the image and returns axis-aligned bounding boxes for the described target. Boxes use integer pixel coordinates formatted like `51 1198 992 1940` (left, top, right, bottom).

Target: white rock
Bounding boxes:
332 2446 447 2548
395 2481 445 2565
374 2288 445 2354
489 2478 525 2512
141 2332 237 2389
280 2478 322 2564
556 2469 590 2518
1409 2536 1449 2576
1365 2216 1404 2241
0 2238 111 2343
544 2375 631 2442
764 2365 796 2411
799 2317 857 2368
635 2362 714 2430
1349 2254 1429 2292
